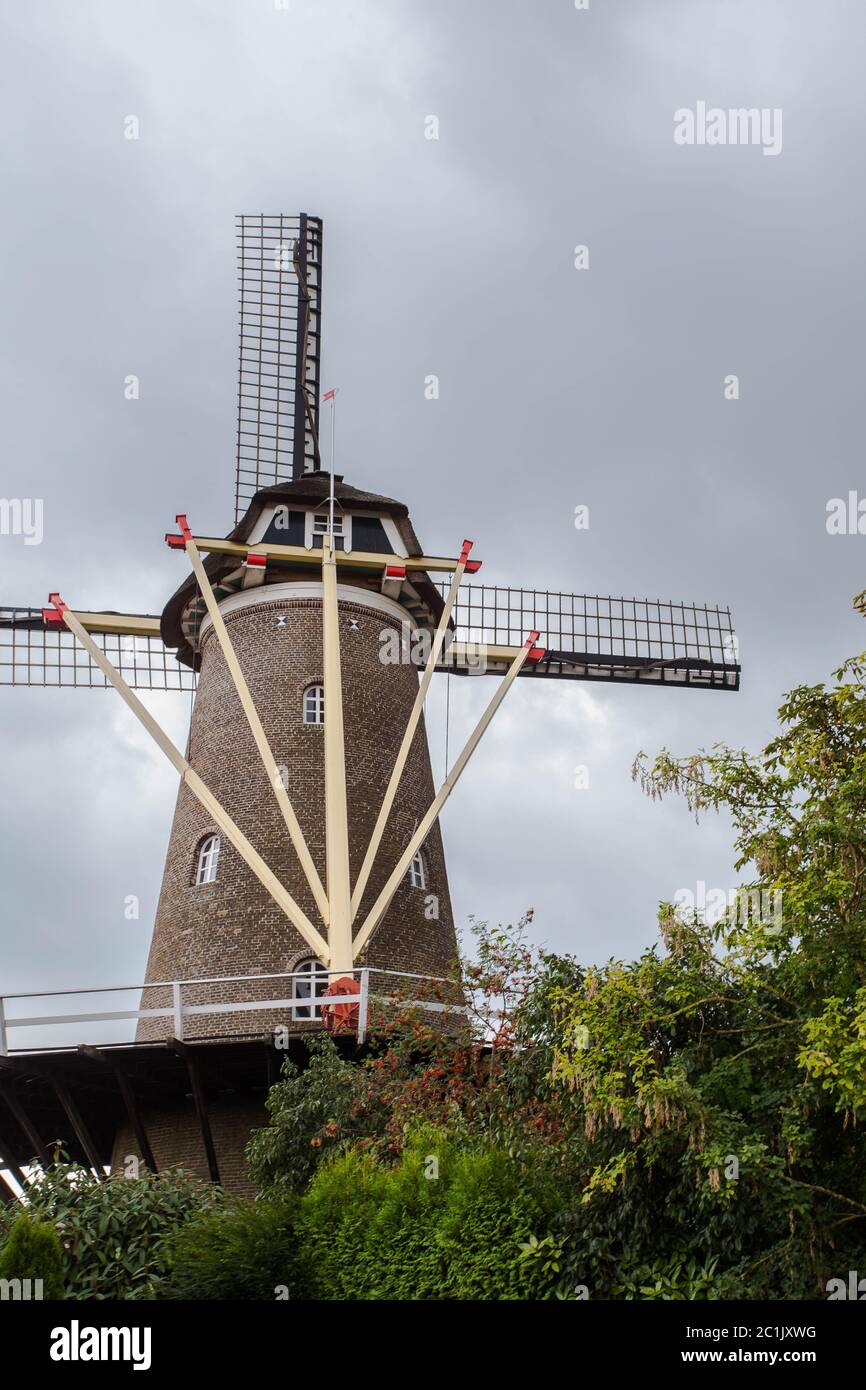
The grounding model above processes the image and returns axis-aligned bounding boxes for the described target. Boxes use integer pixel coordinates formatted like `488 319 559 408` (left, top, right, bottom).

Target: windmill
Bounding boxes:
0 214 740 1194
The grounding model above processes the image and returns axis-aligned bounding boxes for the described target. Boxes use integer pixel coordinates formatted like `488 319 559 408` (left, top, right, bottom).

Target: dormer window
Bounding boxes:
307 511 350 550
312 512 342 536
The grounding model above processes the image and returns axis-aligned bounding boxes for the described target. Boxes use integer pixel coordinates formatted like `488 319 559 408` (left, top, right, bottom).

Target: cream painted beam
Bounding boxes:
352 632 541 961
41 611 163 639
166 531 481 575
444 642 526 667
321 536 354 972
51 597 330 963
180 527 330 927
350 541 473 921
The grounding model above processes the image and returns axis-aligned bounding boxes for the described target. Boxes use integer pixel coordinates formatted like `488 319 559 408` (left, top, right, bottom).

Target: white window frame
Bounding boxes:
306 511 351 549
303 684 324 725
292 959 329 1020
195 834 221 885
408 850 426 890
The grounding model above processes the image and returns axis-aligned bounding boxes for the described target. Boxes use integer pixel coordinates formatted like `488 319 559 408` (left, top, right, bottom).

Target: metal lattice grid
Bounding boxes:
234 213 323 524
0 611 195 691
434 584 740 689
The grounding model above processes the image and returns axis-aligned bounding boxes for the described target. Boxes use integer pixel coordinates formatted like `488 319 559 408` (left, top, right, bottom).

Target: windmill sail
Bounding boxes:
234 213 323 524
1 586 738 692
0 609 195 691
436 583 739 689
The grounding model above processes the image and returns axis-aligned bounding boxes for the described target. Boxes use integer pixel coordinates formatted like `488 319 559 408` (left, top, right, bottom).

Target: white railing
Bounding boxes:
0 967 466 1054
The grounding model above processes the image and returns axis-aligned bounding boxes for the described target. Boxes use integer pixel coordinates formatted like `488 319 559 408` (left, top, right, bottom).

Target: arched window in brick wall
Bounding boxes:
408 849 427 890
292 959 329 1020
195 834 221 885
303 684 324 725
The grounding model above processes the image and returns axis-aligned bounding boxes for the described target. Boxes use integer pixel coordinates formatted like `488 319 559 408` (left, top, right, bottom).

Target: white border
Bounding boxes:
199 581 416 639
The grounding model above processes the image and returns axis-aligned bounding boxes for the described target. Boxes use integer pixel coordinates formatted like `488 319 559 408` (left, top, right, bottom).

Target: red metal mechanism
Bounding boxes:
42 593 69 626
525 629 545 663
385 564 406 579
165 514 193 550
245 553 267 568
459 540 482 574
320 976 361 1035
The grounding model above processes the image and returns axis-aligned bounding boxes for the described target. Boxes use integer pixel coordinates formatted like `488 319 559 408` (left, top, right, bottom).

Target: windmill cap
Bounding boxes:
160 474 442 666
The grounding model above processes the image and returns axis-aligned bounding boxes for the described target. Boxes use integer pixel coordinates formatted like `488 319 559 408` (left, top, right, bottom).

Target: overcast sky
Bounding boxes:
2 0 865 1037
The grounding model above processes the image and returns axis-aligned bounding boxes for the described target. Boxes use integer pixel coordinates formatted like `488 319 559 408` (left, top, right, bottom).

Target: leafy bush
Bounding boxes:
299 1130 557 1300
613 1253 725 1300
164 1199 307 1300
299 1147 391 1299
0 1161 221 1300
437 1147 552 1299
247 1036 383 1196
300 1128 451 1300
0 1212 65 1299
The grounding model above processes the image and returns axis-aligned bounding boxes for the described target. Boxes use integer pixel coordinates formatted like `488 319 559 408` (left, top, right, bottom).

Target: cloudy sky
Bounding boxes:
2 0 865 1036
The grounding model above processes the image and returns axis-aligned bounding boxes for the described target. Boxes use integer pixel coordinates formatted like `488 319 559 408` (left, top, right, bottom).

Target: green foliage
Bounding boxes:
0 1161 221 1300
0 1212 65 1299
298 1129 557 1300
299 1147 392 1299
613 1253 725 1301
437 1146 552 1299
799 990 866 1115
547 629 866 1298
247 1035 382 1196
164 1199 307 1300
518 1232 565 1282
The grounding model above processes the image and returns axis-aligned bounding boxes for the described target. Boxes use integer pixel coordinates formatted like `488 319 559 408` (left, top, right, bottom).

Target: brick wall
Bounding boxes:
111 1096 266 1197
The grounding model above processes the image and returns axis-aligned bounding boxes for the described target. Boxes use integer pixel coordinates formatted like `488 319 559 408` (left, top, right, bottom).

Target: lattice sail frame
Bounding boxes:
0 588 739 692
0 610 195 691
235 213 323 523
436 583 739 688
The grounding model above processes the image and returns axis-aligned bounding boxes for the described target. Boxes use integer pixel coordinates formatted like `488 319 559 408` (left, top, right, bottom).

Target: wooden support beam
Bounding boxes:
169 1040 221 1185
0 1134 26 1190
167 532 480 575
322 536 353 972
0 1172 19 1205
182 529 330 927
352 634 539 961
351 542 472 920
445 641 527 667
78 1047 157 1175
55 601 330 964
65 611 161 638
0 1086 49 1168
51 1076 104 1178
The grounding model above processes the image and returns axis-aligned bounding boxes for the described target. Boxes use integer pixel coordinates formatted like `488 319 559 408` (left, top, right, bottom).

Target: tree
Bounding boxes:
0 1212 65 1299
549 609 866 1298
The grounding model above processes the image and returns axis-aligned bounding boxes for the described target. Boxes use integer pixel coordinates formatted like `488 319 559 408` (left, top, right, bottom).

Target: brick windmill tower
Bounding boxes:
0 214 740 1195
